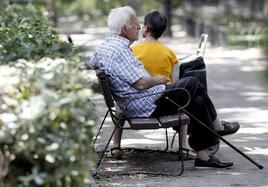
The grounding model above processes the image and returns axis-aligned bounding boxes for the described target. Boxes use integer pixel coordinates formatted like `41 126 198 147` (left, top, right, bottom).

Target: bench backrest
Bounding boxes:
96 69 115 109
95 69 190 130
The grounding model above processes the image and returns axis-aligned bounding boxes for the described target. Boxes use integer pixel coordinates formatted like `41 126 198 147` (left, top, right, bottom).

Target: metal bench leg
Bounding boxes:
178 123 184 176
93 109 109 145
163 129 169 152
96 126 117 169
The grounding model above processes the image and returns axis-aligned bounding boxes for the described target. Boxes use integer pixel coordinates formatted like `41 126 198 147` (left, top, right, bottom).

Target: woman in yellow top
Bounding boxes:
131 10 196 159
131 12 178 83
131 11 239 159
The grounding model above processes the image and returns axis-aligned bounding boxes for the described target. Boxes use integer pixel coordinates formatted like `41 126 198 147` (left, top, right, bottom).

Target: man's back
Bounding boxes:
90 34 165 117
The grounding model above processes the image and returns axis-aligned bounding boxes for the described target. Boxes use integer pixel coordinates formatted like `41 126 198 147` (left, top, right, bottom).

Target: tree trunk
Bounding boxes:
130 0 141 12
0 0 8 5
47 0 58 26
162 0 172 37
0 151 9 181
264 0 268 22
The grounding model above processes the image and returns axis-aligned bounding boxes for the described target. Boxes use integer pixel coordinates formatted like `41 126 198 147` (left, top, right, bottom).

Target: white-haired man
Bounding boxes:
90 6 237 168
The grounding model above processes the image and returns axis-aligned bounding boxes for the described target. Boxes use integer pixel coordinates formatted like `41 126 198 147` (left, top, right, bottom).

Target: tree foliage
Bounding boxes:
0 5 76 63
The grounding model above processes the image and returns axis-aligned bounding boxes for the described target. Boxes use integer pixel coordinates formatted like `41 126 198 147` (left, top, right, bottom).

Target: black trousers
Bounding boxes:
151 76 219 151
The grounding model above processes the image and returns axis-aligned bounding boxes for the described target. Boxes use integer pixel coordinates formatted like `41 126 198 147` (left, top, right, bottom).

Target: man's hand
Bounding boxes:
133 76 167 90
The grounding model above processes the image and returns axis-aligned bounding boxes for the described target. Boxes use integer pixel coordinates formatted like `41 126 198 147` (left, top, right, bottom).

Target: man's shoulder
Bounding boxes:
105 37 130 51
95 39 125 57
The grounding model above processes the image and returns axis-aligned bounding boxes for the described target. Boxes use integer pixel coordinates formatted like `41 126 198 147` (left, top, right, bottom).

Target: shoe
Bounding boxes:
217 121 240 136
110 147 122 160
179 148 197 160
194 156 233 169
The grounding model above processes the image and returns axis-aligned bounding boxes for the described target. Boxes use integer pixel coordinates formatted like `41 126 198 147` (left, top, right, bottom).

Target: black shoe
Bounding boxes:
194 156 233 169
217 121 240 136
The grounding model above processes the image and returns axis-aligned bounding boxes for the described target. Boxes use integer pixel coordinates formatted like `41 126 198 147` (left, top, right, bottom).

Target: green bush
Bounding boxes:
0 4 97 186
0 58 96 186
0 5 76 63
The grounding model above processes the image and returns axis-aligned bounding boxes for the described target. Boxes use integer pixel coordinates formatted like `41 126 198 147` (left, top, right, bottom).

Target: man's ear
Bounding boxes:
121 25 128 37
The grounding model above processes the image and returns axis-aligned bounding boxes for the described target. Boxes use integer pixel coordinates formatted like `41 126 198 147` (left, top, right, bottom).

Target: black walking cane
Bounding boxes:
165 96 264 170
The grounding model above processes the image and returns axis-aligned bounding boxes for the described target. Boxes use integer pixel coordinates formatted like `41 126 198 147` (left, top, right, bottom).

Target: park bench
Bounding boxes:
93 69 190 176
92 33 263 175
92 34 208 175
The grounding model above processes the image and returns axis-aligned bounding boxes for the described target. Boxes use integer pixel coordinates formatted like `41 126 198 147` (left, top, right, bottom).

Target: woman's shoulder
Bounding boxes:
131 41 149 48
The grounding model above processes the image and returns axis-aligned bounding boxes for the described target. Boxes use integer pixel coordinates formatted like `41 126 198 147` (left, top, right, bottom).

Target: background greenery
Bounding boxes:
0 4 96 186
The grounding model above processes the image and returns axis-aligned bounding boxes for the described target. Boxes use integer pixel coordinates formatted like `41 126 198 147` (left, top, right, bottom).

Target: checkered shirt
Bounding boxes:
90 34 166 117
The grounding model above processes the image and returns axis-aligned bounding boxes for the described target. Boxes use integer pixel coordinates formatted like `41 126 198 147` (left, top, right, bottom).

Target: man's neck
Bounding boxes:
119 33 134 45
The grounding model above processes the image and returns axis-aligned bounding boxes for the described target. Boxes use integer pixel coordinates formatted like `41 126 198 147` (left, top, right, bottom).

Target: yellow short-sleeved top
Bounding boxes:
131 42 179 83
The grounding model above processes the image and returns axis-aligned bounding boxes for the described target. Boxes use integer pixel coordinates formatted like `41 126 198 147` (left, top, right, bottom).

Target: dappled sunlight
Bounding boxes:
60 33 105 47
121 138 164 146
238 127 268 134
97 116 112 123
216 171 246 176
244 147 268 156
218 107 268 123
81 38 105 47
106 160 127 164
137 129 169 138
242 92 268 97
172 29 187 38
60 33 94 43
231 136 266 142
68 34 103 46
240 65 265 72
90 94 104 101
231 139 250 142
210 81 244 91
205 48 262 62
143 133 166 139
241 91 268 102
84 27 109 34
59 15 81 22
105 165 128 172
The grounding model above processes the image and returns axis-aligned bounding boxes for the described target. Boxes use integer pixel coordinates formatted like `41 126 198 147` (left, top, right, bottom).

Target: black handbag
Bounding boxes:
179 55 207 91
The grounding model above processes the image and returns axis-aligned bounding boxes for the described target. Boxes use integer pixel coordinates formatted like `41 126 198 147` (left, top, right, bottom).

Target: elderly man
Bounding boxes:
90 6 237 168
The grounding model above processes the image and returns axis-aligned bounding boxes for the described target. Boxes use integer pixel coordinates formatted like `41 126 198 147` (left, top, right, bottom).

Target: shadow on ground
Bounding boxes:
95 148 196 184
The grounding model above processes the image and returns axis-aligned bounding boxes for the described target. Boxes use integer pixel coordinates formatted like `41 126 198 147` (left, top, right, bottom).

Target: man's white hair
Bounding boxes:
107 6 136 34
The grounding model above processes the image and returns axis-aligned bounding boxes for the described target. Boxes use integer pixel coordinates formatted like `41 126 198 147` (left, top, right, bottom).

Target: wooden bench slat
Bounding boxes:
128 118 160 129
158 113 190 128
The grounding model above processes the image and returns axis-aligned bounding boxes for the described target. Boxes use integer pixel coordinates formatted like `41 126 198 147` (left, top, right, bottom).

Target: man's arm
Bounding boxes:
133 76 167 90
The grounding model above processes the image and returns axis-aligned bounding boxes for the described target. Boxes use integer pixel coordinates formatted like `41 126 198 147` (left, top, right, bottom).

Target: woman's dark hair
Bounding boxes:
144 11 167 39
